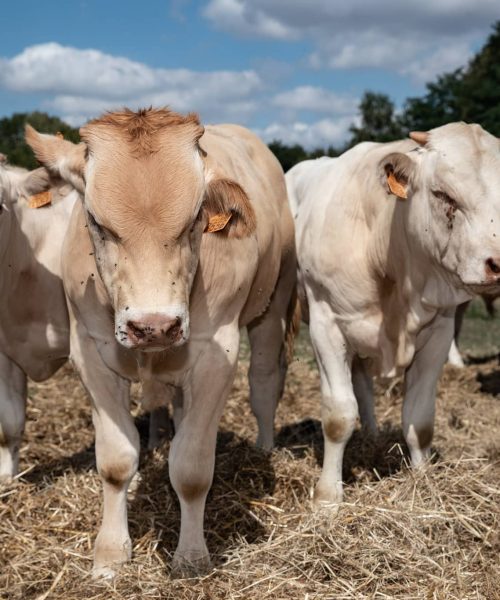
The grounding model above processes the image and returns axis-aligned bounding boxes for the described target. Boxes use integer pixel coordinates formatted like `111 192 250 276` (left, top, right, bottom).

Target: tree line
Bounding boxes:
1 22 499 172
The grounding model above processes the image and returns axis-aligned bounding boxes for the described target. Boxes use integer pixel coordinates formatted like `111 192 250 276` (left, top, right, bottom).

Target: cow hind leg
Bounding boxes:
169 325 240 577
70 316 138 579
0 352 27 480
247 264 297 450
309 303 357 508
352 356 377 435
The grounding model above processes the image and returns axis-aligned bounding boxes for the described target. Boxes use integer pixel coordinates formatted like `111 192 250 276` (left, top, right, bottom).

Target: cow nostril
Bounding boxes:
127 320 146 339
161 317 182 336
486 258 500 275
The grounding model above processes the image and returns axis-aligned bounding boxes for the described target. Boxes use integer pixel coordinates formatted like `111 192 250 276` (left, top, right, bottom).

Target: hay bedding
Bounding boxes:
0 336 499 600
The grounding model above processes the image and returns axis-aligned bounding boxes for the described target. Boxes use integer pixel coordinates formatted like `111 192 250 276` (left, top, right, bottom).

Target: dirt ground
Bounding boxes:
0 327 499 600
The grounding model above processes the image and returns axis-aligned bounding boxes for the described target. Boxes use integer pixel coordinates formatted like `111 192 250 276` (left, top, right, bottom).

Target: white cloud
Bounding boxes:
203 0 498 82
202 0 297 40
272 86 357 115
0 43 263 125
256 116 354 149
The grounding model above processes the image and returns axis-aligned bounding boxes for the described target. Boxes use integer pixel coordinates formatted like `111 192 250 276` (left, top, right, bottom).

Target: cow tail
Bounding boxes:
285 285 301 365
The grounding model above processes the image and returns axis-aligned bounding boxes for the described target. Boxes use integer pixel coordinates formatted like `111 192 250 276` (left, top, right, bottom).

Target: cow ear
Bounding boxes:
21 167 54 197
379 152 415 200
203 177 256 238
25 125 86 193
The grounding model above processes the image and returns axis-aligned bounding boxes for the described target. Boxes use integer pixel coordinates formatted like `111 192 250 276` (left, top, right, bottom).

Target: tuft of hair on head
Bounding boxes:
81 107 204 155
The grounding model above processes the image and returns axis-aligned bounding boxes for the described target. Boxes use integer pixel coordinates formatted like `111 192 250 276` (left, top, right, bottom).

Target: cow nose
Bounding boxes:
125 315 183 347
485 257 500 280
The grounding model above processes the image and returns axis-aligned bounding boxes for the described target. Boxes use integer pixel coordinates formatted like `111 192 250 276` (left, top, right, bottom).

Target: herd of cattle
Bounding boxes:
1 109 499 578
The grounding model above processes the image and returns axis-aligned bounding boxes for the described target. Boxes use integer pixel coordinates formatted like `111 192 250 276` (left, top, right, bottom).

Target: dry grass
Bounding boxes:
1 330 499 599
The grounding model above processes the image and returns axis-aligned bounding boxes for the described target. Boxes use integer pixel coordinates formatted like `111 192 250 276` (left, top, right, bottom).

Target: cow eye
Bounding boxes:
432 190 457 206
87 211 120 241
189 208 204 233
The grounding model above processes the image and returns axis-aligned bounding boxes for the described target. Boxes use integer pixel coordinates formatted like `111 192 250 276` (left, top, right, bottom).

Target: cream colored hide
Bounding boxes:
0 162 76 479
287 123 500 508
26 109 296 578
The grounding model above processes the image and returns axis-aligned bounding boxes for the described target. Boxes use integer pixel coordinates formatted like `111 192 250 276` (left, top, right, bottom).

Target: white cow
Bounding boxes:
0 159 76 478
287 123 500 506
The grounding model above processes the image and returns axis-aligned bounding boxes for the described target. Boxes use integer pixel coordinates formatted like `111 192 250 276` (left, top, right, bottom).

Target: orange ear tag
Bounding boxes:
205 213 232 233
29 190 52 208
387 172 407 199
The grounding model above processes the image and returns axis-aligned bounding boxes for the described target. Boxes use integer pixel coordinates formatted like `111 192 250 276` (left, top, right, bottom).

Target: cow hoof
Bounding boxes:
127 472 142 499
92 565 117 580
93 538 131 578
171 552 212 579
255 435 274 452
313 482 343 513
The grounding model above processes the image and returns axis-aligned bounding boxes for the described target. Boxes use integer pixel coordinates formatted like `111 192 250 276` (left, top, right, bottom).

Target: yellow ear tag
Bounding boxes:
29 190 52 208
205 213 232 233
387 171 407 199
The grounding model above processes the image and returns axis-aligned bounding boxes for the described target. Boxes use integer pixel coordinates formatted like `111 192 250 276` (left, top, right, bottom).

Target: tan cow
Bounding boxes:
286 123 500 507
26 108 296 577
0 160 76 478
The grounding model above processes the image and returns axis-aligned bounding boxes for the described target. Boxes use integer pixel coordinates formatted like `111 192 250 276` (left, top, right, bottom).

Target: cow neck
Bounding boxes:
367 199 449 374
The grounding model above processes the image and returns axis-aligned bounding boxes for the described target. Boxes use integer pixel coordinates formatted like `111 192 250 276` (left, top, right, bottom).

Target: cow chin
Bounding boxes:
465 282 500 296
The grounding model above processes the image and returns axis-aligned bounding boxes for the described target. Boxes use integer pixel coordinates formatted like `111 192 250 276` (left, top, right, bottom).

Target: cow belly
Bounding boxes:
340 316 414 378
0 319 69 382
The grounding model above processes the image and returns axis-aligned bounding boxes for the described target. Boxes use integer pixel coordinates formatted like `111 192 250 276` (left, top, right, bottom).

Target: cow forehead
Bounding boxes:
84 139 205 236
429 123 500 170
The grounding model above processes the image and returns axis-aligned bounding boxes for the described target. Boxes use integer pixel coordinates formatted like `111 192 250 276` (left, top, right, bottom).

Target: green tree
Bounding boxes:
348 92 404 146
0 112 79 169
401 71 463 132
401 22 500 134
268 140 309 173
460 21 500 135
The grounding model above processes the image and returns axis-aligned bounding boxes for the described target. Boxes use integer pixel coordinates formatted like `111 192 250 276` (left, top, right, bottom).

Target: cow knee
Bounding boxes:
99 451 138 488
322 402 357 444
170 460 211 503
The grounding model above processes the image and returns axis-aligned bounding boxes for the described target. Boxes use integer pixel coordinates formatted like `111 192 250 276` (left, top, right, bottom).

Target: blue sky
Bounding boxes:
0 1 498 148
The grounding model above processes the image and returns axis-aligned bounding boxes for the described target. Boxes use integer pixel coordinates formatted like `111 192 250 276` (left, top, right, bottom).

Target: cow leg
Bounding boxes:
403 314 454 467
143 380 174 450
0 352 27 480
69 318 138 578
352 356 376 435
169 325 239 577
148 407 171 449
309 303 357 507
447 301 469 367
247 263 296 450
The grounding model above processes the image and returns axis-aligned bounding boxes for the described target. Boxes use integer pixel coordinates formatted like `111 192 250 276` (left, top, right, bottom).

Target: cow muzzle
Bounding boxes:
115 311 188 351
485 257 500 282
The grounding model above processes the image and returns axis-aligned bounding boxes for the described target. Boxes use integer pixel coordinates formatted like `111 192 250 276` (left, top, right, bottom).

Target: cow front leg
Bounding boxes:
169 326 239 577
0 352 27 480
70 318 138 578
403 313 454 467
309 303 357 508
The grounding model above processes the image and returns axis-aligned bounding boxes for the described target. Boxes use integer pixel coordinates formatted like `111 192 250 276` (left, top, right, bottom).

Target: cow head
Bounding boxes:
26 108 256 351
0 160 52 267
380 122 500 294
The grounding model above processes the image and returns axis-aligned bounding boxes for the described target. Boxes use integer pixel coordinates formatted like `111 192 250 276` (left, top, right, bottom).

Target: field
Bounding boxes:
1 300 499 600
